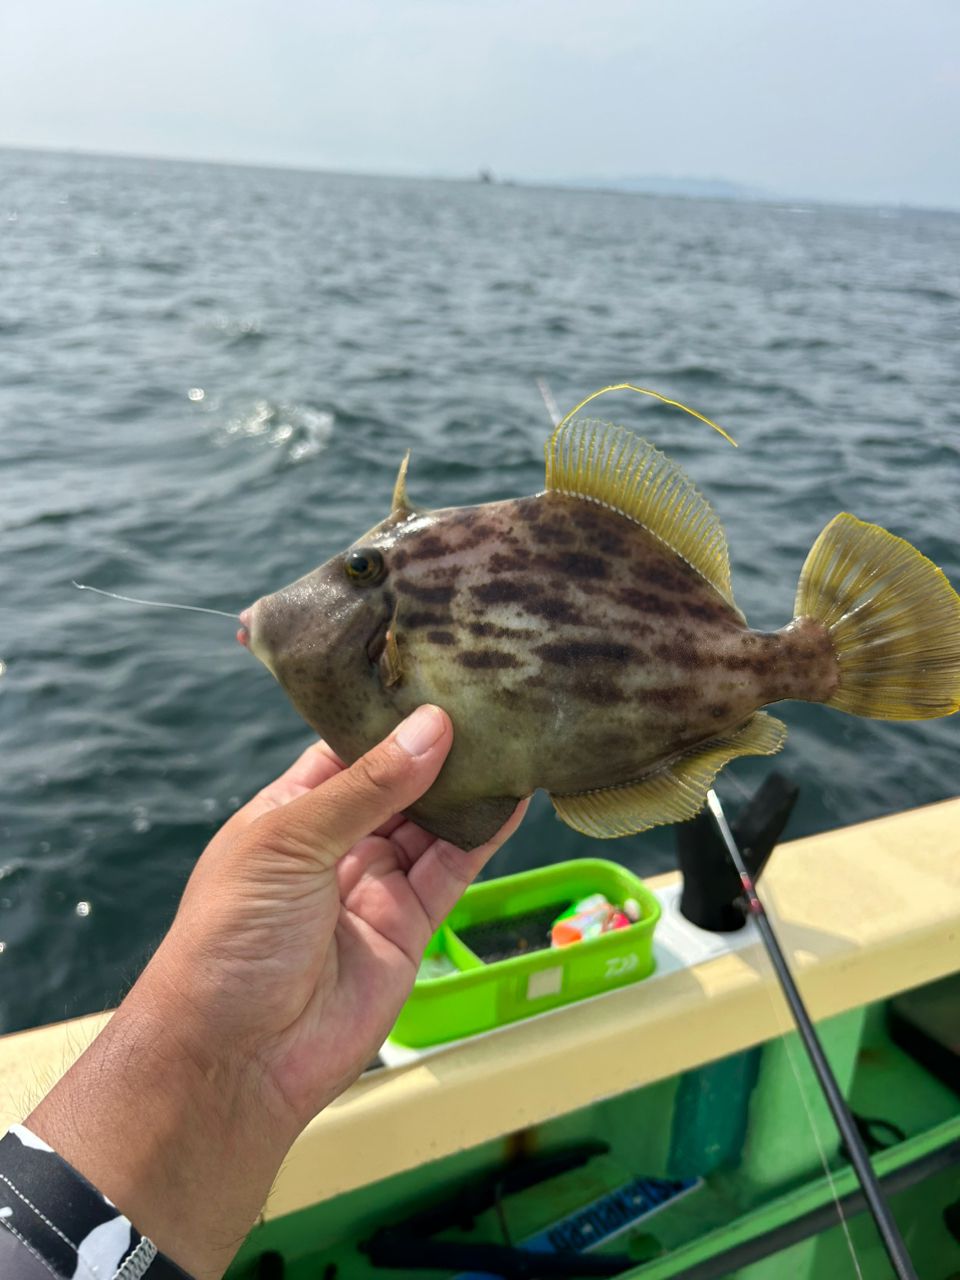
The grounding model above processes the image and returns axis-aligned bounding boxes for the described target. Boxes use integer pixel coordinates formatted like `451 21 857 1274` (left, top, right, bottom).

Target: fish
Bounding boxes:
238 410 960 850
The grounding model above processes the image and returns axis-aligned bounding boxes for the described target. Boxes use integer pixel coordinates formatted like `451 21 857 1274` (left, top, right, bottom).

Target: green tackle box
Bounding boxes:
390 858 660 1049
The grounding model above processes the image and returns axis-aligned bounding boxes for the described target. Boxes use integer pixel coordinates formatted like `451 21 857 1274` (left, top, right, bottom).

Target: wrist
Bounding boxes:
142 924 340 1134
27 965 296 1279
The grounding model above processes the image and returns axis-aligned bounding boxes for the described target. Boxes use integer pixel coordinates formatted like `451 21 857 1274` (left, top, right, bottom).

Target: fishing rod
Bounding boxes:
534 379 917 1274
706 788 919 1280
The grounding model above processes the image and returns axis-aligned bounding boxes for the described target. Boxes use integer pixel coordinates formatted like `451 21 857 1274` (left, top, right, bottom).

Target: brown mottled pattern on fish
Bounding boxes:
241 418 960 848
247 492 830 829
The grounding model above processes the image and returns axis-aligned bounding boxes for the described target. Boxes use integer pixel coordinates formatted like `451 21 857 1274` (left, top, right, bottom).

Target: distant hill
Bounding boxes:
551 174 772 201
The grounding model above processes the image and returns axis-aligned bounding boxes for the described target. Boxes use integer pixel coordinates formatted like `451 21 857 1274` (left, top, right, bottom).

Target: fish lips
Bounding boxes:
236 600 279 676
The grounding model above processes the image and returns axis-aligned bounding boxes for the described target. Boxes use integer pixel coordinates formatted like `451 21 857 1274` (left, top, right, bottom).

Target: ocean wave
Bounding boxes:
136 257 185 276
896 285 958 304
196 312 265 345
4 504 102 532
763 335 833 352
218 399 334 463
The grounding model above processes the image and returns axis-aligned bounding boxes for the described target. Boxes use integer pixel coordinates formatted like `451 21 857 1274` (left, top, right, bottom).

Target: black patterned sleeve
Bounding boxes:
0 1125 194 1280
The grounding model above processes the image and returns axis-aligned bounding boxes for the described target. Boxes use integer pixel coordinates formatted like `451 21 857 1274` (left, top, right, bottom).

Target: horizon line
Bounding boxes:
2 140 958 217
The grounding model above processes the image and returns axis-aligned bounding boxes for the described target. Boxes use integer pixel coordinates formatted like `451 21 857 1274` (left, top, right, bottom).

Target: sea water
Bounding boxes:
2 148 959 1031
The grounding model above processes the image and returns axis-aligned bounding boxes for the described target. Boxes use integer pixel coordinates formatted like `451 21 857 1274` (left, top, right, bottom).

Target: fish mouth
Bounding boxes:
236 601 278 677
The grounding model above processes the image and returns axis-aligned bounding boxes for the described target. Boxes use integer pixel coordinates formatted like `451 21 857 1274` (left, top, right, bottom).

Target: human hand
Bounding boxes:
153 703 527 1124
28 706 526 1278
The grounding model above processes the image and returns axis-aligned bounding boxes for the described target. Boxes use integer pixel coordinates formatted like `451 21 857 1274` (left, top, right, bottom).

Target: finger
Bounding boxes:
370 813 408 840
335 816 438 898
336 834 399 899
386 819 438 867
252 705 453 868
232 741 346 830
407 797 529 931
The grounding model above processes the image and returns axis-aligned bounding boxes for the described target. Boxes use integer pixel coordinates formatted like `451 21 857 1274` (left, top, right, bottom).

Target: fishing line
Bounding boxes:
532 382 856 1266
707 789 893 1277
536 376 561 428
534 381 876 1273
707 789 918 1280
721 769 755 804
72 582 239 620
738 873 865 1279
770 999 865 1278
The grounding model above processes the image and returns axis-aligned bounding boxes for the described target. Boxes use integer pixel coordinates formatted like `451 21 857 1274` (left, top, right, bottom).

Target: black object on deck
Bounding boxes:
677 771 798 932
888 971 960 1097
362 1141 631 1276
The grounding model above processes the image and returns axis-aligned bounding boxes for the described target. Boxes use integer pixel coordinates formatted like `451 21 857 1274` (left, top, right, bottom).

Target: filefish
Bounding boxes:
238 414 960 850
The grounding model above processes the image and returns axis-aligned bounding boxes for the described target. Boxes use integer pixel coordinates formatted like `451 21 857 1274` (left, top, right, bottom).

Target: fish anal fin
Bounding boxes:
550 712 787 839
545 417 737 609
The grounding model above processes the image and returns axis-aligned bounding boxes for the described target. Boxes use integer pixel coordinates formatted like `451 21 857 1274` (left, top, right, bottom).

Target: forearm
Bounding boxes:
26 960 297 1280
15 712 517 1279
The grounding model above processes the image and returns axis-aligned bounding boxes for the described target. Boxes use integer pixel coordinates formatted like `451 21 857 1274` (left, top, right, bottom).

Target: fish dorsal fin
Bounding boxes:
391 450 413 517
550 713 786 838
545 418 736 606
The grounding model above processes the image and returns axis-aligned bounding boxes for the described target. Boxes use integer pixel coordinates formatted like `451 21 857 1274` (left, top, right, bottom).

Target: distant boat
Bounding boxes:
478 167 495 184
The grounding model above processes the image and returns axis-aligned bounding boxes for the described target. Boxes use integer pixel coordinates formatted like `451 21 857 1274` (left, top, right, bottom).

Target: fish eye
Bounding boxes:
343 548 385 585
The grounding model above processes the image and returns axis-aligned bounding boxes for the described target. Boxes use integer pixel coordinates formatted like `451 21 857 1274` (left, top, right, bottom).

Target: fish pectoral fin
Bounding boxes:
378 624 401 686
379 619 404 687
545 417 741 612
550 712 787 839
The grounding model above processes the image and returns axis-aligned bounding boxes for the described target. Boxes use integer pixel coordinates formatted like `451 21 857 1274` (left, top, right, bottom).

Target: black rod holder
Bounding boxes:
677 771 798 932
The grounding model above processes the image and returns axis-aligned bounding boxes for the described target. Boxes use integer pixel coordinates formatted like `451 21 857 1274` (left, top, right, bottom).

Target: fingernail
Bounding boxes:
395 705 446 757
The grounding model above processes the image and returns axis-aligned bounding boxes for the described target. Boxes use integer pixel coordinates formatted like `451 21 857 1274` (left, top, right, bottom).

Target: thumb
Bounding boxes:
252 705 453 867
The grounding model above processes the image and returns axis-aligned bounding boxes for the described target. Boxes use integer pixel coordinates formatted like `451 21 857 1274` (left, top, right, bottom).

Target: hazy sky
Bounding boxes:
3 0 959 208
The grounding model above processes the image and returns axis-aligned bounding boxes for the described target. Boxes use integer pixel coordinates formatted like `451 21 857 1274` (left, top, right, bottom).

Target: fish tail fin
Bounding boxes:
795 513 960 719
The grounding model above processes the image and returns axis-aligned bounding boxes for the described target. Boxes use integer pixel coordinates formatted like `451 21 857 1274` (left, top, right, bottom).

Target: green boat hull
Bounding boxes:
227 994 960 1279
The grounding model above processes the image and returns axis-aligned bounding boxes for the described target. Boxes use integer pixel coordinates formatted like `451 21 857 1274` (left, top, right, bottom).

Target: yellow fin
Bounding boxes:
391 451 412 516
796 513 960 719
378 605 404 687
545 417 737 608
550 713 786 838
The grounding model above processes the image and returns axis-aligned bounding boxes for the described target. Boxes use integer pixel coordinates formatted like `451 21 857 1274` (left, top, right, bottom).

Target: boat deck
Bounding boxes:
1 796 958 1222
